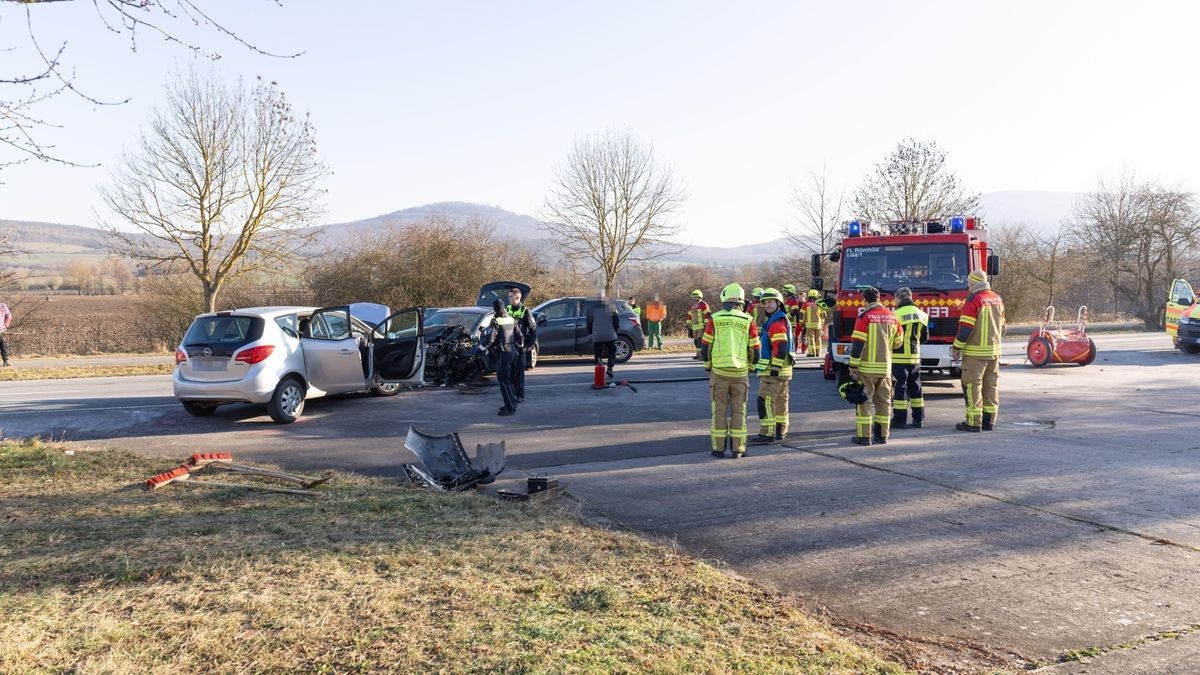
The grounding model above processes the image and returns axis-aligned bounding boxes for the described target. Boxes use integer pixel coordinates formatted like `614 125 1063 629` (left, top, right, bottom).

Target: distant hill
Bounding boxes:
3 191 1083 273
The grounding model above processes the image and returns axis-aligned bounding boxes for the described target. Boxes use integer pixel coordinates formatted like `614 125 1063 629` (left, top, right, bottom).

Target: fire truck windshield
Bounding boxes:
841 243 970 292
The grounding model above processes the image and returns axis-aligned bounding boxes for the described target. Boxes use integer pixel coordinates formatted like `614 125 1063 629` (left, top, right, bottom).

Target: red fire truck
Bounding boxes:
814 216 1001 385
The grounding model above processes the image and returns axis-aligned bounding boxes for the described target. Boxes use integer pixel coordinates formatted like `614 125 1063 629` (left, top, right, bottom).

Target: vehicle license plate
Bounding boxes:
192 359 227 372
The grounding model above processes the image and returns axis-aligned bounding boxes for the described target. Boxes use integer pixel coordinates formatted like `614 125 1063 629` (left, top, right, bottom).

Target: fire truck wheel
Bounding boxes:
1080 339 1097 366
1027 337 1053 367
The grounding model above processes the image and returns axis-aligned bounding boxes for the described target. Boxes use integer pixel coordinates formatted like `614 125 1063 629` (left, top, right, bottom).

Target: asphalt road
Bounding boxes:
5 331 1199 672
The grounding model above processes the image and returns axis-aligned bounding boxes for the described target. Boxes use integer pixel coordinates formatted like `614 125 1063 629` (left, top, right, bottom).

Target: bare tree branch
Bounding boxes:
99 67 326 312
542 129 687 292
853 139 979 223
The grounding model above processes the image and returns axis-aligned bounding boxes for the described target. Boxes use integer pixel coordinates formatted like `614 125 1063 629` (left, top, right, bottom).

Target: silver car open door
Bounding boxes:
301 306 372 393
374 306 426 383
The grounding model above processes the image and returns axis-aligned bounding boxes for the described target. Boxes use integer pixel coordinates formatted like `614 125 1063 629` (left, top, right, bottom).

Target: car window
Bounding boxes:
378 310 420 339
275 314 299 339
425 310 486 332
1173 280 1194 305
184 316 261 345
309 311 351 340
543 301 579 320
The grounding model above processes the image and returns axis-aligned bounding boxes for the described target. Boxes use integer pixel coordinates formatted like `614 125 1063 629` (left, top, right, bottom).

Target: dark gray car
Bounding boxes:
531 297 645 363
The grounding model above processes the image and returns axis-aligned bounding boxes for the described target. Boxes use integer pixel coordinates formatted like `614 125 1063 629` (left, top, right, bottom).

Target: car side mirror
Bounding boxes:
535 313 547 325
987 254 1001 277
829 251 840 263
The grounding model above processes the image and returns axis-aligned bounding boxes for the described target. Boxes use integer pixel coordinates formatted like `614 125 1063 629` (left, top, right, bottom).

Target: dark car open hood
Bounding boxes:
476 281 531 308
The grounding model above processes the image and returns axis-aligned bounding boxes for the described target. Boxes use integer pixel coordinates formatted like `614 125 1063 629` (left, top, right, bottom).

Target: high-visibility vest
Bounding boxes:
689 301 709 329
705 309 757 377
645 301 666 323
954 289 1005 358
893 303 929 365
802 300 825 328
849 304 901 375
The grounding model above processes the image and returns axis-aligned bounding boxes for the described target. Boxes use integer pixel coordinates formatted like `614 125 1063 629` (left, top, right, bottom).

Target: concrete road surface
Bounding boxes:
4 331 1199 672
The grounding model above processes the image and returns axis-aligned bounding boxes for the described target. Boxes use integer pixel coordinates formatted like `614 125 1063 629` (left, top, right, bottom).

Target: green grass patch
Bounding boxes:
0 439 904 673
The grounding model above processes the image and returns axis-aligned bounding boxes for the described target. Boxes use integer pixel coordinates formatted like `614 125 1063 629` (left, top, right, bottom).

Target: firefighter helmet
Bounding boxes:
760 288 784 302
720 283 745 303
782 283 797 295
839 380 868 405
751 287 764 299
808 289 820 299
691 289 704 298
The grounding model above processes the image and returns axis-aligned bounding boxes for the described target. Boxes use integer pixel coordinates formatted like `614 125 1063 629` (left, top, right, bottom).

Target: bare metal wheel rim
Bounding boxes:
378 382 401 393
615 339 631 360
280 383 304 416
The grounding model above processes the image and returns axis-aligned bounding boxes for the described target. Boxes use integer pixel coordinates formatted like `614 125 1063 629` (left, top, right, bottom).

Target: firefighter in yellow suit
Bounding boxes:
702 283 761 458
849 286 902 446
952 270 1006 432
801 289 826 357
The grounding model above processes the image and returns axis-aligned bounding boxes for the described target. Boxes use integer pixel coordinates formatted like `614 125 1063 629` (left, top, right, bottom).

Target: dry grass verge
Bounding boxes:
0 364 174 381
0 440 904 674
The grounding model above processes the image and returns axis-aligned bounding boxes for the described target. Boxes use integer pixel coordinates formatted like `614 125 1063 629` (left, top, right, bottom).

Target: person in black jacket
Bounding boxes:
506 287 536 403
485 300 520 416
586 292 620 377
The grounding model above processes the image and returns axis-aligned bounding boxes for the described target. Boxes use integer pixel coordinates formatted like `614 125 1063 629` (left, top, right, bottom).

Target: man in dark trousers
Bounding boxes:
587 291 620 378
486 299 520 416
506 286 536 403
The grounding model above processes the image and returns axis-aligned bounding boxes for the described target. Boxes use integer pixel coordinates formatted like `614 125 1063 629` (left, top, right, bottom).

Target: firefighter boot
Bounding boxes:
852 435 872 446
872 423 888 445
891 409 908 430
982 412 995 431
774 425 786 443
911 407 924 429
955 422 982 433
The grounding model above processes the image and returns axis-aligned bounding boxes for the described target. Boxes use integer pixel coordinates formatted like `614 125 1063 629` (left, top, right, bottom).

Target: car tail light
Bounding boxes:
175 349 187 365
235 345 275 365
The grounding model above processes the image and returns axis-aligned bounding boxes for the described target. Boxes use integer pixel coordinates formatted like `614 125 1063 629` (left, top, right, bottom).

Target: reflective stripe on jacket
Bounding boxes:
760 311 794 374
801 300 825 328
703 309 760 377
849 303 901 375
689 300 710 329
953 289 1005 358
893 302 929 365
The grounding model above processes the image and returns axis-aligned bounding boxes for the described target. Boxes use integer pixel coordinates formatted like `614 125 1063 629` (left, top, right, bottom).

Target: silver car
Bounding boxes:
173 304 426 423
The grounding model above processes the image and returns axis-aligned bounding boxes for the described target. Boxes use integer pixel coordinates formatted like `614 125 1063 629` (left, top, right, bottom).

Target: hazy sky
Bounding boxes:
3 1 1198 244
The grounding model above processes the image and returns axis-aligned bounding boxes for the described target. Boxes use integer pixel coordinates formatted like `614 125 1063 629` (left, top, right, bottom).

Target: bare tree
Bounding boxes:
101 67 327 312
1 0 298 171
1071 176 1200 328
787 165 843 255
543 129 686 293
853 139 979 223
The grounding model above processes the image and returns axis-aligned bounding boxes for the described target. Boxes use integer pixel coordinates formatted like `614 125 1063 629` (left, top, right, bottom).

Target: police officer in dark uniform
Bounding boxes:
486 299 520 416
507 286 536 403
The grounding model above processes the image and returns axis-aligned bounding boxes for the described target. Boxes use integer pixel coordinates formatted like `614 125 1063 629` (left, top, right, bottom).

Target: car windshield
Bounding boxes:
841 243 970 292
425 310 487 333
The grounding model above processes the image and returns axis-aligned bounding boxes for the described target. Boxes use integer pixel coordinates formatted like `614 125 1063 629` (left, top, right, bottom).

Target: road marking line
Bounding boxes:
0 403 178 415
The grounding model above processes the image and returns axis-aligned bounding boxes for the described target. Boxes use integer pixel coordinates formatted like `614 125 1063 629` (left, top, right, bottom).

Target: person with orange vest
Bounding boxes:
643 294 666 349
849 286 902 445
800 289 826 357
686 289 710 360
952 270 1006 432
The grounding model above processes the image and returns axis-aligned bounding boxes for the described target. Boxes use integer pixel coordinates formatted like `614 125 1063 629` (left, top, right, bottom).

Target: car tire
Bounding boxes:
181 401 217 417
528 344 539 369
370 381 402 397
267 377 306 424
614 336 634 364
1181 343 1200 355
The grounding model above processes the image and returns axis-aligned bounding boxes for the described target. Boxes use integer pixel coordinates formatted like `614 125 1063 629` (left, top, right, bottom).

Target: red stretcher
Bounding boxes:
1026 305 1097 367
